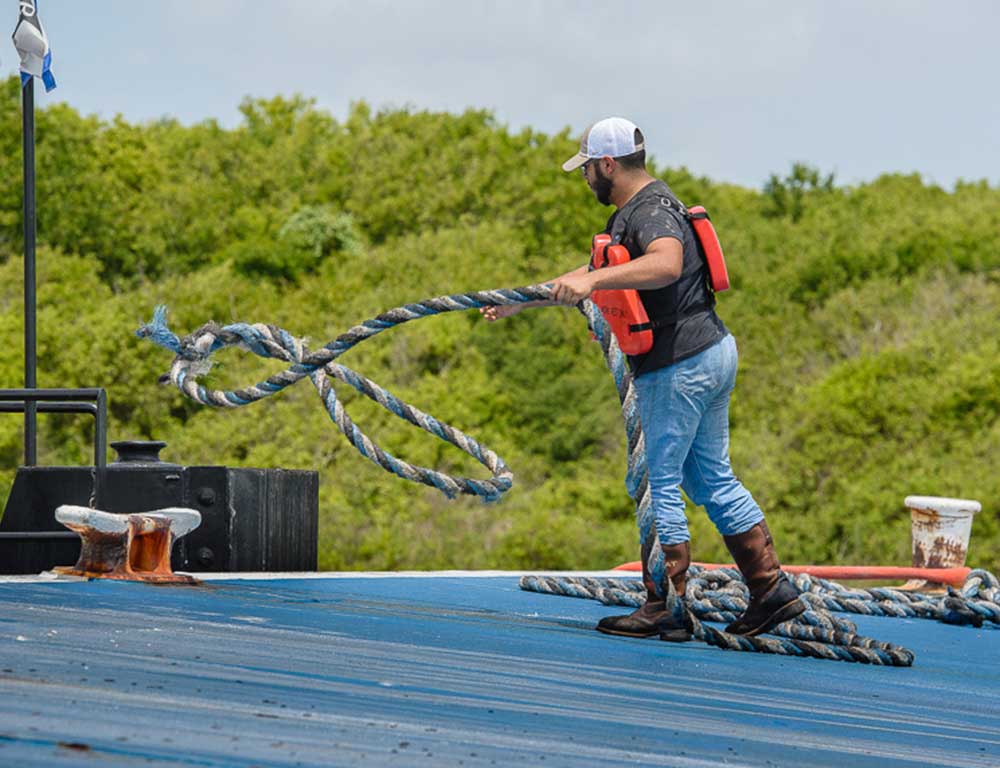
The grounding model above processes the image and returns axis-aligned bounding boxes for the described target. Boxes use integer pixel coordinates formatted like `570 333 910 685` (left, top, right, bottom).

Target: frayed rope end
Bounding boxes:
137 305 182 354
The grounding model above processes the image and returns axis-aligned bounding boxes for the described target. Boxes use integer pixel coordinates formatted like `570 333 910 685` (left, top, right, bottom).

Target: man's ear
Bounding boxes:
601 156 617 176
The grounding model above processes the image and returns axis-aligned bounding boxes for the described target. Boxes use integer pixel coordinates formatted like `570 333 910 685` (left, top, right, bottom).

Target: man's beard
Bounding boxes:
592 165 614 206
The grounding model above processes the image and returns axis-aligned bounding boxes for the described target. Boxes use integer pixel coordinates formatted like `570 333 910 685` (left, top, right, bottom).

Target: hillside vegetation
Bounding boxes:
1 76 998 571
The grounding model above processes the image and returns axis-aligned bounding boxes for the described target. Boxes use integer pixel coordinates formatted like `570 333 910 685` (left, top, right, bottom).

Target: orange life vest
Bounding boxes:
688 206 729 292
588 205 730 356
589 234 654 355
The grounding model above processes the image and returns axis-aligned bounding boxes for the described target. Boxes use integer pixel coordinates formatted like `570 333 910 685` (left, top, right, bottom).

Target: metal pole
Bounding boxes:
95 388 107 468
22 76 37 467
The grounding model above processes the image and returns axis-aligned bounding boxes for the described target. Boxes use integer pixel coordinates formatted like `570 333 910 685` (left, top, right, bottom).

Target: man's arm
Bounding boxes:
480 263 589 321
550 237 682 305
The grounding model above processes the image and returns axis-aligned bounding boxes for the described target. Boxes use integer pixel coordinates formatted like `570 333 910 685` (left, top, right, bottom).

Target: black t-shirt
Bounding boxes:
604 179 728 376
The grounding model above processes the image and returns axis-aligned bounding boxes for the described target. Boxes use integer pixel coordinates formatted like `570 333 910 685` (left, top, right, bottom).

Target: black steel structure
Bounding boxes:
0 441 319 575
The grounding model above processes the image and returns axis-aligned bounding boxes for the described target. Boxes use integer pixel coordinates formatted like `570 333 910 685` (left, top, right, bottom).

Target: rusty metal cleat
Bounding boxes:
53 505 201 584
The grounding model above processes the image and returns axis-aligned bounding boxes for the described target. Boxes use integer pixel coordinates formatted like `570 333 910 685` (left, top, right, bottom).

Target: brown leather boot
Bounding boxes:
596 540 690 641
723 521 805 636
657 541 693 643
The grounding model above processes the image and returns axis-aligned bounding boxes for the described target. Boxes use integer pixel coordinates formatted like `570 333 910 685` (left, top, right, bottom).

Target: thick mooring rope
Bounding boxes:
140 285 668 595
138 287 554 501
138 286 996 666
520 566 1000 666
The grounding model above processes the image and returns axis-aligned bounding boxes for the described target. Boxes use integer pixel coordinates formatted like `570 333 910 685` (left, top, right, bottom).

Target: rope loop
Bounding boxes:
139 287 555 502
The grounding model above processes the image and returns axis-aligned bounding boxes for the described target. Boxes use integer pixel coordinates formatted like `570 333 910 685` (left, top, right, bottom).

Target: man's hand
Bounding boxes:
479 304 525 322
550 271 596 305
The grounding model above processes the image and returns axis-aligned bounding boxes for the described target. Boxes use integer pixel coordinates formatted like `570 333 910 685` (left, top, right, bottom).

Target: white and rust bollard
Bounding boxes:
902 495 981 591
53 505 201 584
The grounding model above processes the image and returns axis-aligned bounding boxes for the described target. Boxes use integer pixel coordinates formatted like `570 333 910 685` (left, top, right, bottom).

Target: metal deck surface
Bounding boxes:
0 572 997 767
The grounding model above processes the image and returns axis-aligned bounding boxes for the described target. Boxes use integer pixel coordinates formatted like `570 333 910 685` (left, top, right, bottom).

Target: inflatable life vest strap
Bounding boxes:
640 193 729 294
628 300 714 333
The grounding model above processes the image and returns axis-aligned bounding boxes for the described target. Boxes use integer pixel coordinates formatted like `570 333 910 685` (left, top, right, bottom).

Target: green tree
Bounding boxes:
764 162 835 222
0 75 998 573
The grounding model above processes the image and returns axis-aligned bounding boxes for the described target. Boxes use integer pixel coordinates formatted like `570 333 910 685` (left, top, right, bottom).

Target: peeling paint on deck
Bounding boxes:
0 574 997 766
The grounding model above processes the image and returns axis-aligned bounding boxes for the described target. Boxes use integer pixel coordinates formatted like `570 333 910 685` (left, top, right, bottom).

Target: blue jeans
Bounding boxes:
632 334 764 545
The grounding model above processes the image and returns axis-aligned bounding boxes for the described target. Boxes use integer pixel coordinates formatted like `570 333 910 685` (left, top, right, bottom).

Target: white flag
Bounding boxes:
12 1 56 91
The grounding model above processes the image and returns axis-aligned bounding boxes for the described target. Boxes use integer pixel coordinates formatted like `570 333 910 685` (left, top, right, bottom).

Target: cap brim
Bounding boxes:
561 152 588 172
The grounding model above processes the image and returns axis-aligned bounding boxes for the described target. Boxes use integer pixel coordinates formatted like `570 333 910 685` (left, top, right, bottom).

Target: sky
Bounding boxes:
5 0 999 189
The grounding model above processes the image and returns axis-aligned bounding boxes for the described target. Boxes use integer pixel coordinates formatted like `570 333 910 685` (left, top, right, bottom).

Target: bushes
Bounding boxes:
0 76 998 572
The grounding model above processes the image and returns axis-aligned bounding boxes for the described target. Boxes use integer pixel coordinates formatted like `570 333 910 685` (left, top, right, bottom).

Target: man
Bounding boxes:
483 117 804 640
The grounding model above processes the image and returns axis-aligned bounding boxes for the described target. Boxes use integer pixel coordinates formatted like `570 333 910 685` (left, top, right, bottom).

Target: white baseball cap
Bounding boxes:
562 117 646 172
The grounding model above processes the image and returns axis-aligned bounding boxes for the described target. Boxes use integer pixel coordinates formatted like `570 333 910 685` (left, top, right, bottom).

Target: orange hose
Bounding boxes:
611 561 971 585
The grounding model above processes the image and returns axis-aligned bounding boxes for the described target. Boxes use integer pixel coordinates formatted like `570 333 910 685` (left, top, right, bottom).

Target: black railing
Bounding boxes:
0 388 107 468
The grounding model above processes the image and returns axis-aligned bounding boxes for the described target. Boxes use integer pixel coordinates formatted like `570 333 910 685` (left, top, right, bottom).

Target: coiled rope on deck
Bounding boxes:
520 566 1000 666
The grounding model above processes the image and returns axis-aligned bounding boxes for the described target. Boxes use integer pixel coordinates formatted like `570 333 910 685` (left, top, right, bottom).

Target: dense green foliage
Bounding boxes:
1 76 997 571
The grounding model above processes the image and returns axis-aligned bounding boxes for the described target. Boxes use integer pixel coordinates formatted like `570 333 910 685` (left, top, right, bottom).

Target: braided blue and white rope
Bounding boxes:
520 567 1000 666
139 287 563 501
139 286 690 603
138 286 998 666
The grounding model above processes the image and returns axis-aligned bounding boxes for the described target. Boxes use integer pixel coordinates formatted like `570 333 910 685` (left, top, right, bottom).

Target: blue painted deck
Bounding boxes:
0 573 997 767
